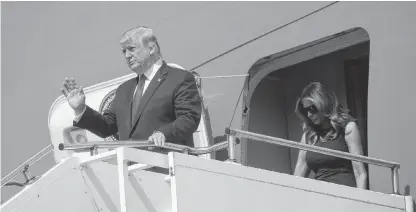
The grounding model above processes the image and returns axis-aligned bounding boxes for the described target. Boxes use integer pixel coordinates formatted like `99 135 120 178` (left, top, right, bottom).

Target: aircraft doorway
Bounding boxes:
242 28 370 177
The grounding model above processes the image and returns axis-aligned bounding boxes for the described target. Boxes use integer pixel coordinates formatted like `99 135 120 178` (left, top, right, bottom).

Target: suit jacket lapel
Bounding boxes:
130 62 169 133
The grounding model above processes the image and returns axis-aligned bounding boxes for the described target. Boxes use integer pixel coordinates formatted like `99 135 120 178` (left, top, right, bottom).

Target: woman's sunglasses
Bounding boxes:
302 105 318 114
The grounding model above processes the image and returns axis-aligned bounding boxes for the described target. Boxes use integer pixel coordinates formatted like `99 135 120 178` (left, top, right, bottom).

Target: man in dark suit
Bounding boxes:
61 26 201 149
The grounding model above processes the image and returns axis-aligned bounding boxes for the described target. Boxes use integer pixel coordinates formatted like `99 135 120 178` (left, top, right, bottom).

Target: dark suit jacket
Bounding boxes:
74 62 202 147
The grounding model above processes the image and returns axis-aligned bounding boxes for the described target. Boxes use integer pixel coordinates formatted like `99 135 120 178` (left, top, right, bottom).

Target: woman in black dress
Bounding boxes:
293 82 367 189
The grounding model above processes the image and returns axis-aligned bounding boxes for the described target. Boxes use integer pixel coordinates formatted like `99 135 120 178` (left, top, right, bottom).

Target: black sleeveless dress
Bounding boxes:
305 129 356 187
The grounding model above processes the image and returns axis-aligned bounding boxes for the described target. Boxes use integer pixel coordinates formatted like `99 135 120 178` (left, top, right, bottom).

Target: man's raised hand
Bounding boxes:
61 77 86 115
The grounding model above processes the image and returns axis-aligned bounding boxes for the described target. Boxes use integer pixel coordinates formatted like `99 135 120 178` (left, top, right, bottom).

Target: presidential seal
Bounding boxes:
98 89 118 141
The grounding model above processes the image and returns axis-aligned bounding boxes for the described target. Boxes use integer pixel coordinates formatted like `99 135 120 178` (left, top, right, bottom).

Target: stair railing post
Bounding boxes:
227 134 236 162
392 166 400 194
117 147 129 212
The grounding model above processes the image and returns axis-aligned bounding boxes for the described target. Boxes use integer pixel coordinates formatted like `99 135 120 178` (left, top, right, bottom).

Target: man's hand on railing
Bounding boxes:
148 131 166 150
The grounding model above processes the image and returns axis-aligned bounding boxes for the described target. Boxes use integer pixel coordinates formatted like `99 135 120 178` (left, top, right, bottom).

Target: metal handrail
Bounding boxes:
1 144 54 187
58 128 401 194
225 128 401 194
58 140 229 156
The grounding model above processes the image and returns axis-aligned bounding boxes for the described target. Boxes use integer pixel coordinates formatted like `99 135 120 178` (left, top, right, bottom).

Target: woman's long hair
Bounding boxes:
295 82 354 144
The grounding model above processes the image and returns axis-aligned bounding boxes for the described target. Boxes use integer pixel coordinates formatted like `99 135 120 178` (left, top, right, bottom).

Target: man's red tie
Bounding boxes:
131 74 147 124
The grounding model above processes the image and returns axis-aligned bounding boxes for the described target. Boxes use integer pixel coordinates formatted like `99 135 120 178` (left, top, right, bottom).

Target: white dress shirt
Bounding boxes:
133 58 162 99
74 58 163 122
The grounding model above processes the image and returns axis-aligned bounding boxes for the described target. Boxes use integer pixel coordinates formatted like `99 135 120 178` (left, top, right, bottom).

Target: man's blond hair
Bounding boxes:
120 26 161 55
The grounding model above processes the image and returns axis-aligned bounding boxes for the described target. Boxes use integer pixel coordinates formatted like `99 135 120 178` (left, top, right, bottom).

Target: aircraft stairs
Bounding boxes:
1 128 414 212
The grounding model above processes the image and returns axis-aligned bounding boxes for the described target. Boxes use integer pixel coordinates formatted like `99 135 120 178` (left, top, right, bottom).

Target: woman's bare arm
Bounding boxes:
294 133 311 177
345 122 368 189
